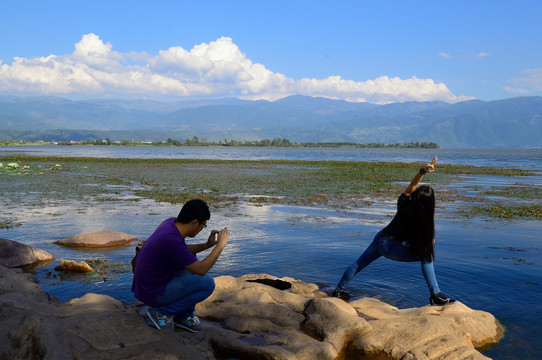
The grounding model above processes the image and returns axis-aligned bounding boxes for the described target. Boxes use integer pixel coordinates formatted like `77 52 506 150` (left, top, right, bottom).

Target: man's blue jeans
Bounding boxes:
155 269 215 320
336 230 441 295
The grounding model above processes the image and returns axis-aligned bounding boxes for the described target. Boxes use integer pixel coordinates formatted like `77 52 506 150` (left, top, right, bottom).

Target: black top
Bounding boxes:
381 193 411 243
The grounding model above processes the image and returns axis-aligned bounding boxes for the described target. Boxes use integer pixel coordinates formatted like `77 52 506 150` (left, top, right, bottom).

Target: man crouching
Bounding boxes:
132 199 229 332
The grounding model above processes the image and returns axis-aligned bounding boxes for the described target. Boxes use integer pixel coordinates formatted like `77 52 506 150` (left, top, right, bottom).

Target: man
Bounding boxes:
132 199 229 332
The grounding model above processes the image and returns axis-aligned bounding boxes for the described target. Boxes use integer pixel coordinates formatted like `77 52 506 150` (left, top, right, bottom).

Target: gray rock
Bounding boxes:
0 237 55 268
53 230 137 248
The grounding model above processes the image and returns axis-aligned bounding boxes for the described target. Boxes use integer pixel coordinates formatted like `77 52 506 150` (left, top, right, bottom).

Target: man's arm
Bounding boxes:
404 157 438 196
186 230 219 255
185 228 229 276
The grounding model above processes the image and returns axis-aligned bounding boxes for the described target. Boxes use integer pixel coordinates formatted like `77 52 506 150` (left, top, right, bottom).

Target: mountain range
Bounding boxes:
1 95 541 149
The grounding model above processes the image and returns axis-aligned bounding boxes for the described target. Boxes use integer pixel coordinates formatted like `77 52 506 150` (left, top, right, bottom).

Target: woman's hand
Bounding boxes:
405 157 438 196
421 157 438 174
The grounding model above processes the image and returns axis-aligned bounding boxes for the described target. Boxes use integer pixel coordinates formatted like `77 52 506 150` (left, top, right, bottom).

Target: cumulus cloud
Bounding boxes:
0 33 471 103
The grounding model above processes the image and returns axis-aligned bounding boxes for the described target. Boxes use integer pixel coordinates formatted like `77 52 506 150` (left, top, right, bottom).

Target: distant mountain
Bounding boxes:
1 95 541 148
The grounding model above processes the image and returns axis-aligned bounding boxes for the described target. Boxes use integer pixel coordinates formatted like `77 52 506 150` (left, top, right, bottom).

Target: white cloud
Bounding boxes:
474 52 491 58
502 86 530 94
503 67 542 95
0 33 471 103
72 33 123 70
508 67 542 92
438 51 491 59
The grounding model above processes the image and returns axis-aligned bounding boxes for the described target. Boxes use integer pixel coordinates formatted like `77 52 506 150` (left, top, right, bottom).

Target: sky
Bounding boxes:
1 0 541 104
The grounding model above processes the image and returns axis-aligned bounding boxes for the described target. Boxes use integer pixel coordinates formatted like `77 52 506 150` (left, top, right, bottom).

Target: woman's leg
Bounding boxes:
377 237 440 295
155 269 215 319
420 261 440 295
336 232 383 291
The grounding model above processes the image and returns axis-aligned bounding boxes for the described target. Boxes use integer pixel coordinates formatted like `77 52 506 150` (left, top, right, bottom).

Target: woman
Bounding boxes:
332 157 455 306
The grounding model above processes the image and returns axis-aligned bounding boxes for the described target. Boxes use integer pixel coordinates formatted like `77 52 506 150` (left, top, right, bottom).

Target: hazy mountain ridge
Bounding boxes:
1 95 541 148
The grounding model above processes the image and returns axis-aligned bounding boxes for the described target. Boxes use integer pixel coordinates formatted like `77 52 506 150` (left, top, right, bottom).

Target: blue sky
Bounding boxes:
1 0 541 104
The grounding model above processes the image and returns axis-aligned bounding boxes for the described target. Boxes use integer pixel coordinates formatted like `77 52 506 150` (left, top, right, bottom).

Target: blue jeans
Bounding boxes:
336 231 440 295
155 269 215 320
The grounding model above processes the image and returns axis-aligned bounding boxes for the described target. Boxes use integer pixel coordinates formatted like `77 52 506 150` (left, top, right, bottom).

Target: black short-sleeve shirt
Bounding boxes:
381 193 411 242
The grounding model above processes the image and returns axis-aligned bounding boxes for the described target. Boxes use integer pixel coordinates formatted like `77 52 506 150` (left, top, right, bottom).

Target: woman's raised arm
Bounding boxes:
404 157 438 196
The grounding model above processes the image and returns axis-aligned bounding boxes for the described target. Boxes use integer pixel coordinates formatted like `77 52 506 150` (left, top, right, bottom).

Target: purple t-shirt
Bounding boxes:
131 218 198 305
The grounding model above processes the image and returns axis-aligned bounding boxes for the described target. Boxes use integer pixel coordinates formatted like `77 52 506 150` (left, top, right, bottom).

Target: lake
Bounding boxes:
1 145 541 359
2 145 542 169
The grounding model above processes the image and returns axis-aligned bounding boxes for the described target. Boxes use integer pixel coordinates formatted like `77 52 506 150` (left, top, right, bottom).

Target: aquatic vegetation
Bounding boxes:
0 219 22 229
1 155 539 218
470 204 542 219
482 185 542 199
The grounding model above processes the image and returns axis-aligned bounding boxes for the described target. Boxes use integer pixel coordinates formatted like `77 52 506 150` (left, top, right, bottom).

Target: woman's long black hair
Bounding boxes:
406 185 435 262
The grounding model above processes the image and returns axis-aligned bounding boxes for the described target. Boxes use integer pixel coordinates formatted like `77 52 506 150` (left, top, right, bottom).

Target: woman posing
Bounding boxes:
332 157 455 306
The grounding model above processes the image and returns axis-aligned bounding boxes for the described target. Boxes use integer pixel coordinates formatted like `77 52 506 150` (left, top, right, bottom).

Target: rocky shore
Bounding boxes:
1 263 503 360
0 235 504 359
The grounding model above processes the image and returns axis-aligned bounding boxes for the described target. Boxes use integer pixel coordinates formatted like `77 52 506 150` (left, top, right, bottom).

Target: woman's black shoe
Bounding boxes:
332 289 352 300
430 292 456 306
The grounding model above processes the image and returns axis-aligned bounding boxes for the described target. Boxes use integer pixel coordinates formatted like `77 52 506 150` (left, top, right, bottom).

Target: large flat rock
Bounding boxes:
53 230 137 247
0 268 503 359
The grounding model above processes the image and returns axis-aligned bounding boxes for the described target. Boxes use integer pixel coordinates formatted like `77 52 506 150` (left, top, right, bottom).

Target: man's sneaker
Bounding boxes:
146 307 174 329
430 292 456 306
332 289 352 300
174 314 203 333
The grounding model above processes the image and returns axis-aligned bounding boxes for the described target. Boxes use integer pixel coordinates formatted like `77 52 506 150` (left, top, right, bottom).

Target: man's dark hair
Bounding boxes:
176 199 211 224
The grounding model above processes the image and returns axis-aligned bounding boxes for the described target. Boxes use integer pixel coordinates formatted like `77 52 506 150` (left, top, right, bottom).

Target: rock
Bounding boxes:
0 265 57 304
0 268 503 360
349 297 504 359
53 230 137 248
0 237 55 268
0 265 212 360
197 274 502 359
54 259 94 273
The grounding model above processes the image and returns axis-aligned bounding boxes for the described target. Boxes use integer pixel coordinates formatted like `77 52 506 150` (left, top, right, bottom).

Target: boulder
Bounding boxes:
54 259 94 273
0 269 503 360
0 265 212 360
53 230 137 248
349 297 504 359
0 237 55 268
197 274 502 359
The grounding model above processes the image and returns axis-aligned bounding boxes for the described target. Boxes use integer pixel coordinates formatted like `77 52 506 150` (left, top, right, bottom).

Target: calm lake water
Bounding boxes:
2 145 542 169
1 145 541 359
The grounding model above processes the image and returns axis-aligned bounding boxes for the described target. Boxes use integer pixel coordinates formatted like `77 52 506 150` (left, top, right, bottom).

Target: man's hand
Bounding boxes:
205 228 229 250
216 228 229 249
206 230 219 249
186 227 230 276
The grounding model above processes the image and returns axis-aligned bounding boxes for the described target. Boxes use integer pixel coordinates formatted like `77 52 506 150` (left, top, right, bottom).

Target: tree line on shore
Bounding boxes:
1 138 439 149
